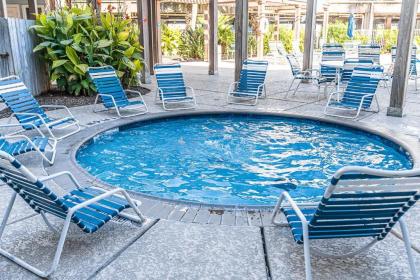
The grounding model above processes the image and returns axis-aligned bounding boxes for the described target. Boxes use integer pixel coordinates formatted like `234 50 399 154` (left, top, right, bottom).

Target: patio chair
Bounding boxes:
320 50 346 87
271 166 420 280
0 76 80 141
391 46 419 90
227 59 268 105
0 151 147 278
88 66 148 117
0 131 57 164
153 63 197 110
358 44 381 64
285 54 329 100
322 43 345 52
341 58 374 84
324 66 383 119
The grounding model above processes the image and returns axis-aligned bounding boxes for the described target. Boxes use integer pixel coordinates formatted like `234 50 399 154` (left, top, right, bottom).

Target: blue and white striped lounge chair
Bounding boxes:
0 76 80 141
324 66 383 119
153 63 196 110
358 44 381 64
0 133 56 164
392 46 419 91
285 54 329 99
322 43 345 52
227 60 268 105
341 58 374 84
271 166 420 280
88 66 148 117
320 50 346 88
0 151 147 277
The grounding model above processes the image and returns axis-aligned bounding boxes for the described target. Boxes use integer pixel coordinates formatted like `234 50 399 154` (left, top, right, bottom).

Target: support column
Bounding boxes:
367 3 374 40
28 0 38 19
321 6 329 45
234 0 248 81
275 13 280 41
256 0 266 58
208 0 218 75
385 17 392 29
387 0 419 117
137 0 151 83
302 0 317 71
293 5 301 51
154 0 162 64
204 4 209 61
0 0 7 18
191 3 198 29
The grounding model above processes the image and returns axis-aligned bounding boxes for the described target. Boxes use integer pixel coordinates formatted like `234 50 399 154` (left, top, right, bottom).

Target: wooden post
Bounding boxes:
28 0 38 20
0 0 7 18
234 0 248 81
137 0 151 83
302 0 317 71
208 0 218 75
293 5 301 51
387 0 419 117
321 6 329 45
256 0 266 58
147 0 156 74
151 0 162 65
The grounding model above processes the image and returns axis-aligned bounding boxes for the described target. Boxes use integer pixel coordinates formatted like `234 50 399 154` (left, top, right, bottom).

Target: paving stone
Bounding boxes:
93 220 267 280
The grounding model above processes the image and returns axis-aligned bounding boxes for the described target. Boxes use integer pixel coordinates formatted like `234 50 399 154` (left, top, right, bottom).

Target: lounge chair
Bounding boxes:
285 54 329 100
0 76 80 141
153 63 196 110
0 151 147 277
0 131 56 164
88 66 148 117
227 59 268 105
341 58 374 84
358 44 381 64
320 50 345 87
271 166 420 280
324 66 383 119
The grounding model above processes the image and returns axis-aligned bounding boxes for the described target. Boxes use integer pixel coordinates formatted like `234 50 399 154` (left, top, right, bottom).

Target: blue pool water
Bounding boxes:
77 114 413 206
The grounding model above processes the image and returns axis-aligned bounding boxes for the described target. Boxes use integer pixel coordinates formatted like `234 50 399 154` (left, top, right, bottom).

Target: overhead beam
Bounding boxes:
208 0 218 75
302 0 317 71
137 0 151 83
0 0 7 18
234 0 248 81
387 0 419 117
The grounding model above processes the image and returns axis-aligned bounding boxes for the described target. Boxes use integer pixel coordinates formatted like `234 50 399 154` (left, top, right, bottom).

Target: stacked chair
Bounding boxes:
358 44 381 64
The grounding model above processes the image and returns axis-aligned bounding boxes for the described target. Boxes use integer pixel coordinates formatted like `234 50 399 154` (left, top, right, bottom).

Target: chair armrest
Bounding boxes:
228 81 240 93
124 89 142 98
39 171 82 189
185 86 196 97
281 192 308 224
40 105 76 120
0 122 46 137
67 188 122 214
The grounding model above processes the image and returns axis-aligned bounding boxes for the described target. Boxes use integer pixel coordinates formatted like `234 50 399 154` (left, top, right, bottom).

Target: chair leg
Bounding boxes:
285 79 296 98
302 223 312 280
292 80 302 96
399 219 419 280
0 192 17 239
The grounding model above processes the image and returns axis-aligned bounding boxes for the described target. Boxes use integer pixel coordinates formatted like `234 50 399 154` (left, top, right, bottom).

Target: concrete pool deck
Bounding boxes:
0 61 419 279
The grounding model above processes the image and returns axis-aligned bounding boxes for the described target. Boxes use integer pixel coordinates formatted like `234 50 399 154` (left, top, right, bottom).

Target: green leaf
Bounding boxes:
52 59 69 69
81 79 89 89
121 57 135 70
117 32 129 42
73 33 82 44
60 39 73 45
124 46 135 57
33 41 51 52
75 64 88 74
95 39 113 48
65 46 80 65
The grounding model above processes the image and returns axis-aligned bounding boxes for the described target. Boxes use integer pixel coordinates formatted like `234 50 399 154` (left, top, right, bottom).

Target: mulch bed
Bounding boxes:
0 86 150 119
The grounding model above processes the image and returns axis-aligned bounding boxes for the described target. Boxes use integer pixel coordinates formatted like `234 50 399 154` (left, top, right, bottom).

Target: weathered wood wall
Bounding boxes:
0 17 49 96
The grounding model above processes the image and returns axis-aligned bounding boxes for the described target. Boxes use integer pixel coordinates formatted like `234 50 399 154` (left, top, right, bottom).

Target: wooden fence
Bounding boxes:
0 17 49 96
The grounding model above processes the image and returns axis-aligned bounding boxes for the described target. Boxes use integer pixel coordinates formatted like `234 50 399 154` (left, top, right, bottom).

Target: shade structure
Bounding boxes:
347 13 355 39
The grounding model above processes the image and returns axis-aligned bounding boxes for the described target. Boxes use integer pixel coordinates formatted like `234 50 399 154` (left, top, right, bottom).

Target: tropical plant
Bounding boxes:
278 27 293 53
31 6 143 95
375 29 398 53
218 14 234 57
178 26 205 60
327 21 349 44
263 25 275 55
161 23 181 56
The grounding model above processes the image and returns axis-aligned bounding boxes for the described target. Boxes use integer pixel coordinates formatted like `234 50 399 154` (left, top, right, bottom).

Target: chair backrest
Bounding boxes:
342 58 374 82
237 60 268 93
154 63 187 99
88 66 129 108
391 46 417 75
358 44 381 64
285 54 301 76
341 66 383 109
309 166 420 241
0 76 48 128
322 50 345 62
0 151 69 219
322 43 345 53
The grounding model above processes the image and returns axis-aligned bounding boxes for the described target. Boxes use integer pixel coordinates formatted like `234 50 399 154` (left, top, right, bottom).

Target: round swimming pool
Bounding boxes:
76 114 413 206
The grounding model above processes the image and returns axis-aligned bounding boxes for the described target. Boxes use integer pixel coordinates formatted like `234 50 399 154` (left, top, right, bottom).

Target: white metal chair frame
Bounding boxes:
226 81 267 106
0 152 146 278
285 69 330 101
154 85 197 111
324 90 380 119
271 166 420 280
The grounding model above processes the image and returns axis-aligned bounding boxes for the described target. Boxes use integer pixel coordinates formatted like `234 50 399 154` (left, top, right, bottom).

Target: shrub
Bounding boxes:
31 6 143 95
375 29 398 53
178 27 205 60
327 21 348 44
278 27 293 53
161 23 181 56
218 14 234 57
